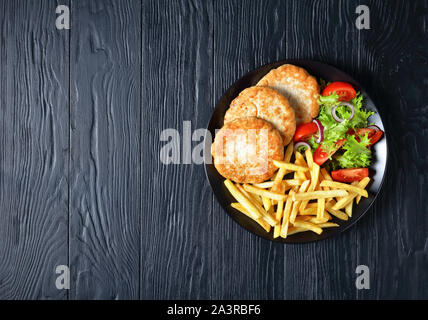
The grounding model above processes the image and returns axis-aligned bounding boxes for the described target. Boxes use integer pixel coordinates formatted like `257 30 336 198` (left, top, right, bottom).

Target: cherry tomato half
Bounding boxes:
322 82 357 101
313 139 346 165
331 168 369 183
348 127 384 146
293 122 318 142
367 129 383 147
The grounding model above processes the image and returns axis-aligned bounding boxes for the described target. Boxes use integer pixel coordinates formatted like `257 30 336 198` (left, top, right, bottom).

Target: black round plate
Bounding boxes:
204 59 388 243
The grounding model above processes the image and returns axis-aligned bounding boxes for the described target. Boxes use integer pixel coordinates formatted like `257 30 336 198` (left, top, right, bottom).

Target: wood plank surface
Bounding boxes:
69 0 141 299
0 0 69 299
140 0 213 299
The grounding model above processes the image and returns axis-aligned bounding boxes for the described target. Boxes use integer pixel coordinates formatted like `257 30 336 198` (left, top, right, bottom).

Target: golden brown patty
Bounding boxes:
256 64 320 125
211 117 283 184
224 86 296 145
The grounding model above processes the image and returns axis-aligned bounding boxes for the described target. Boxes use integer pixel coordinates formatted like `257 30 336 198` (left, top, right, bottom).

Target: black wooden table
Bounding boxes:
0 0 427 300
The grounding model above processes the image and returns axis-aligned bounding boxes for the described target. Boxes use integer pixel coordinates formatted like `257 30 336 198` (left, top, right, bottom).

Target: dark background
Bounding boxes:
0 0 427 299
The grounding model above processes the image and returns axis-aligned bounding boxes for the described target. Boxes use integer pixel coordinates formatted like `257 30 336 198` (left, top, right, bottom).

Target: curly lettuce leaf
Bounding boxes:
314 91 375 168
334 134 372 168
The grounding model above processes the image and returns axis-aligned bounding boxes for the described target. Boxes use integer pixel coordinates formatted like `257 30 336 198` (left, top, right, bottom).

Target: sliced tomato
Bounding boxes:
313 139 346 165
347 127 384 146
331 168 369 183
293 122 318 142
322 82 357 101
367 129 383 147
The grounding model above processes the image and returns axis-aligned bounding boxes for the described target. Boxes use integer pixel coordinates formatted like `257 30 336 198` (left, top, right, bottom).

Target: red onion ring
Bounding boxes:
294 141 311 152
331 102 355 122
367 125 381 132
312 119 324 143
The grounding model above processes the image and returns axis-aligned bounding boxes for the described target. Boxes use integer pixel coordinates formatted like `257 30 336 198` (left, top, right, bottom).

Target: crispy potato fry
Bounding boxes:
293 220 323 235
262 196 272 211
284 141 295 162
345 200 353 217
280 191 294 238
306 202 319 208
317 198 325 220
290 180 310 223
243 184 287 201
234 182 278 226
309 216 330 224
286 226 307 236
325 202 349 220
355 177 370 204
231 203 271 232
224 180 262 220
273 200 284 238
333 177 370 210
300 163 320 211
305 148 314 170
293 189 348 201
320 168 333 201
318 222 339 228
319 180 368 198
253 179 303 189
299 207 318 215
236 184 262 206
295 151 311 180
273 160 309 172
252 181 275 188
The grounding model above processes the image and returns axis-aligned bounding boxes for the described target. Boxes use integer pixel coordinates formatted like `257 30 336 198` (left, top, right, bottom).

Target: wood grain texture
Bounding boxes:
140 0 213 299
0 0 69 299
354 0 428 299
69 0 141 299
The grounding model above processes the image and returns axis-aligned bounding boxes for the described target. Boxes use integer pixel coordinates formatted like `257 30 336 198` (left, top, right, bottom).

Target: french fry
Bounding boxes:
262 196 272 211
306 202 319 208
317 198 325 220
320 168 333 201
224 180 261 220
272 142 295 191
286 226 307 236
345 200 353 217
295 151 311 180
333 177 370 210
253 179 303 189
325 202 349 220
252 181 274 188
290 180 310 223
273 200 284 238
318 222 339 228
243 184 287 201
273 160 309 172
300 163 320 211
309 216 329 224
280 191 294 238
356 177 370 204
293 220 323 235
236 184 263 206
284 141 295 162
319 180 368 198
234 182 278 226
231 203 271 232
299 207 318 215
305 148 314 170
292 189 348 201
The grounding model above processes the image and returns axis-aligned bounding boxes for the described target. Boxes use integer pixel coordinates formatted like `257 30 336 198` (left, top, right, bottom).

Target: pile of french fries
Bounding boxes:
224 142 371 238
